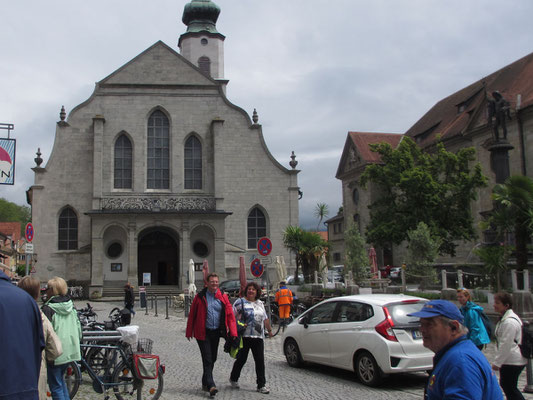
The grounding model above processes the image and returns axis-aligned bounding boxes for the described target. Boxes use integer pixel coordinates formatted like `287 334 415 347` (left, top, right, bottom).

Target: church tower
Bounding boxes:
178 0 225 82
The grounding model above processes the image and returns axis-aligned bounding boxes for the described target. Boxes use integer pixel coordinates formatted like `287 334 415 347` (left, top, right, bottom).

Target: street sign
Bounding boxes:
257 237 272 256
259 255 272 265
25 243 34 254
25 222 34 242
30 266 36 274
250 258 264 278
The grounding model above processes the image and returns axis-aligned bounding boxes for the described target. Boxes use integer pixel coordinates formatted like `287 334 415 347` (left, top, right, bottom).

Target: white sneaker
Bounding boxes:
229 379 239 389
257 386 270 394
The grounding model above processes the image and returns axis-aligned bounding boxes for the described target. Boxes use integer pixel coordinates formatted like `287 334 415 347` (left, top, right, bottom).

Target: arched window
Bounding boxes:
114 134 132 189
184 136 202 189
198 56 211 76
147 110 170 189
58 207 78 250
247 207 266 249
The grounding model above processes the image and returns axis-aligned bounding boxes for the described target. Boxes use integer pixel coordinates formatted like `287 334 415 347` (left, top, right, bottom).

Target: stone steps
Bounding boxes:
102 285 182 298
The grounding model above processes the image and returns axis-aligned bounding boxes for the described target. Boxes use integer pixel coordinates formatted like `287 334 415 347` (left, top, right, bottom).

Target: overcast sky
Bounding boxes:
1 0 532 230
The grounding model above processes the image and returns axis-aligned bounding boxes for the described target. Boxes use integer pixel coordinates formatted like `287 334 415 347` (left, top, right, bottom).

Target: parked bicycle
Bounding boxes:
65 333 164 400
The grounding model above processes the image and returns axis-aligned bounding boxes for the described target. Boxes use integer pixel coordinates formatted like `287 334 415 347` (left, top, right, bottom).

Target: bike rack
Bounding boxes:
82 330 122 342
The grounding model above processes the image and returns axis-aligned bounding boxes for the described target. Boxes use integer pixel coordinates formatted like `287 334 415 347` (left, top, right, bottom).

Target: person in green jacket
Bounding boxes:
457 288 491 350
42 277 82 400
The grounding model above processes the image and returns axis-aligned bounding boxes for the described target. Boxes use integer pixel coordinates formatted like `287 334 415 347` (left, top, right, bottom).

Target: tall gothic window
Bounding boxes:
147 110 170 189
247 207 266 249
198 56 211 76
114 134 132 189
184 136 202 189
58 207 78 250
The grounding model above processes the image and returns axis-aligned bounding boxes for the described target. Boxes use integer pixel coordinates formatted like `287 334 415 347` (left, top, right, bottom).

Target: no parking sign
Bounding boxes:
257 237 272 256
250 258 264 278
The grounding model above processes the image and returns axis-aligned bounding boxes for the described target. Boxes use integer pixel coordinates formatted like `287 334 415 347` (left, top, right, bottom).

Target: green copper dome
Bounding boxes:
182 0 221 34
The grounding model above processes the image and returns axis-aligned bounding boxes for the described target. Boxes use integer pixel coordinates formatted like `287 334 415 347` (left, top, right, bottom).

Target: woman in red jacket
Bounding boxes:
186 273 237 397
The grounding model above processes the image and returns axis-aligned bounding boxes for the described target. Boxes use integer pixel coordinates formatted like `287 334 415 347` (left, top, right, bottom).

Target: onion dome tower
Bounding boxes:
178 0 226 82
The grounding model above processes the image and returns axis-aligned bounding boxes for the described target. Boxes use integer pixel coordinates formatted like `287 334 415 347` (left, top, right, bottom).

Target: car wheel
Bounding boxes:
355 351 382 387
284 338 303 368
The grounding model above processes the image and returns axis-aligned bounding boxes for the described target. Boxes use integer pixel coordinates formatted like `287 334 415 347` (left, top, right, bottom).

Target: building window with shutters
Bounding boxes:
58 207 78 250
114 134 132 189
198 56 211 76
184 135 202 189
147 110 170 189
247 207 266 249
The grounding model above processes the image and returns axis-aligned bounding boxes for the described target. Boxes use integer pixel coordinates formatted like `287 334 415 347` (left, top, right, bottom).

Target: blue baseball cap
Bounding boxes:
407 300 464 324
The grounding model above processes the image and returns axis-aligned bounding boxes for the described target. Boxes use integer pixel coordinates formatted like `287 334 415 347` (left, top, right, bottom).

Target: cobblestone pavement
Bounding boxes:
73 300 533 399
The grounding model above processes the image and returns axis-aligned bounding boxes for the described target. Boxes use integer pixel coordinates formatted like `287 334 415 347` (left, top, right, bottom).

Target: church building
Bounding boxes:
26 0 299 295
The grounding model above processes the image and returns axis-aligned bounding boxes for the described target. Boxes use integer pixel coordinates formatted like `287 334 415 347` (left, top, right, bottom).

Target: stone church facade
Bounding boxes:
27 0 299 294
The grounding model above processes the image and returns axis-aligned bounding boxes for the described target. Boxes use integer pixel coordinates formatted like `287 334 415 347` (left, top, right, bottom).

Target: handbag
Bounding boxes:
132 353 160 379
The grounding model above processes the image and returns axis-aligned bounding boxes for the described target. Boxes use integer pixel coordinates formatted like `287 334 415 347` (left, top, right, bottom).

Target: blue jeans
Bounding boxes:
47 362 69 400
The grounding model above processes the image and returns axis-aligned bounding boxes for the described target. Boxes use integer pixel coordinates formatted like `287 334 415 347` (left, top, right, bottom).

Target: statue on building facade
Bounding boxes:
487 91 511 142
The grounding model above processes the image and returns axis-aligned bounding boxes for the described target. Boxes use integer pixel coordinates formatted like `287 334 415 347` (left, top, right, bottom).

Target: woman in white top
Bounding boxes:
229 282 273 394
492 292 527 400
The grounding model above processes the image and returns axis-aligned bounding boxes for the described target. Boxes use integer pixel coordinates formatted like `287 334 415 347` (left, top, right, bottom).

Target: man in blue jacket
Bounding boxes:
408 299 503 400
0 270 45 399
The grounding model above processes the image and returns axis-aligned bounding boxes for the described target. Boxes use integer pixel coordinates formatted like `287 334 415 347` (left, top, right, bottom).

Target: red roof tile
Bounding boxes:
406 51 533 148
0 222 21 243
348 132 403 163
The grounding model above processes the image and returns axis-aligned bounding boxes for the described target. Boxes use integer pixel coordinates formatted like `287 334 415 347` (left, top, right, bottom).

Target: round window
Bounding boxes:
352 188 359 204
193 241 209 258
201 38 208 45
107 242 123 259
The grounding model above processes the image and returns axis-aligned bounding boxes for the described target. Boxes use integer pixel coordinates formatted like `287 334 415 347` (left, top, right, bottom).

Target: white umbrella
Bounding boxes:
280 255 288 280
188 259 197 297
275 256 284 283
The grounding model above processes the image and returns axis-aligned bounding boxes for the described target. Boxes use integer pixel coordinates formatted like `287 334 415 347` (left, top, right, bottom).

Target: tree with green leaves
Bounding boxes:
473 244 508 291
282 226 329 283
491 175 533 277
344 224 371 283
405 222 440 289
0 198 31 236
360 137 487 256
314 203 329 231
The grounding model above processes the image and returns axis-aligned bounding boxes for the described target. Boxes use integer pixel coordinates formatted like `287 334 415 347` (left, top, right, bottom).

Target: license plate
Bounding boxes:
412 330 422 339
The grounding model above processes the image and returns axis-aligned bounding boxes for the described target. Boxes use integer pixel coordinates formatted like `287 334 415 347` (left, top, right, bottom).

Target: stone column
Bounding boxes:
127 221 137 285
92 115 105 209
211 119 225 209
181 222 191 290
89 236 104 298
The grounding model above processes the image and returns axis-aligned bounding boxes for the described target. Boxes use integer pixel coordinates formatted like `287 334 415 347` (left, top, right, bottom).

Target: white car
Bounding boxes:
282 294 433 386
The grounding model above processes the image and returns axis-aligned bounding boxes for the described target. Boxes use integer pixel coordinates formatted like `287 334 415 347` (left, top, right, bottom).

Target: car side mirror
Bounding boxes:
299 315 309 328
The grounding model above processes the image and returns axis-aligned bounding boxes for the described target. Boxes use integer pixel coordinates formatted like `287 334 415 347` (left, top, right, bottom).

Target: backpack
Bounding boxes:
519 321 533 359
476 309 494 340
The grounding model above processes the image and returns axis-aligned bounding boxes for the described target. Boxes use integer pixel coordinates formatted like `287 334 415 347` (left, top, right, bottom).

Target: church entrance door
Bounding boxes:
138 230 179 286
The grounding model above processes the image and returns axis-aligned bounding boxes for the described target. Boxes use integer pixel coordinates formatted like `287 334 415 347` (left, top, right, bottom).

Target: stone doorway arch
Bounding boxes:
137 228 179 286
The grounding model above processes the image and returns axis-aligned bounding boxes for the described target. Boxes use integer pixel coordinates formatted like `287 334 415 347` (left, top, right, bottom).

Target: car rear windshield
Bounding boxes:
387 301 427 326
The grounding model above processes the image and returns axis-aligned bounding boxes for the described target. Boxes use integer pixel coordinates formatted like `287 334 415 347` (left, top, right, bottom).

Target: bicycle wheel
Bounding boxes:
85 345 116 376
269 314 281 337
64 361 81 399
112 361 164 400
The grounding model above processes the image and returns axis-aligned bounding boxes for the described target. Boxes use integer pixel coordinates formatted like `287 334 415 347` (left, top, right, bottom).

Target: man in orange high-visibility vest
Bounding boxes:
275 281 293 328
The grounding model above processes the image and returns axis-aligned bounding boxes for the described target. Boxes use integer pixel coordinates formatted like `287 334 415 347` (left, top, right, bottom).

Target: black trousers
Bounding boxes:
230 337 266 388
197 329 221 390
500 364 525 400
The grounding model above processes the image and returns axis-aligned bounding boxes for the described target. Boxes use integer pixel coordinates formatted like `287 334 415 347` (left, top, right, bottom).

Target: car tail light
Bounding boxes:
375 306 398 342
161 364 166 374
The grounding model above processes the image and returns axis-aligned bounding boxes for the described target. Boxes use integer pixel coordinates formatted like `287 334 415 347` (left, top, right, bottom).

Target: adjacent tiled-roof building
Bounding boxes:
336 51 533 269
